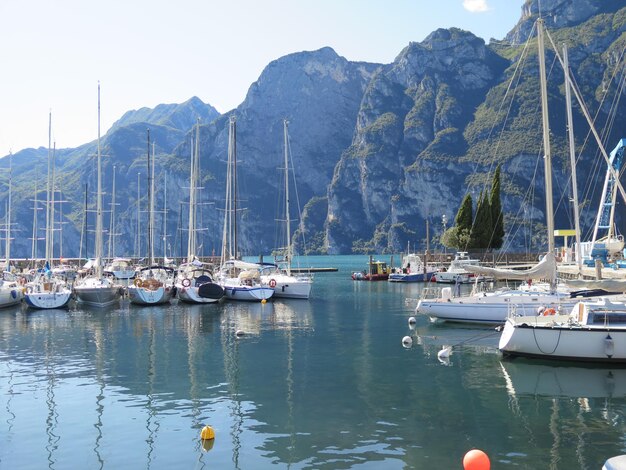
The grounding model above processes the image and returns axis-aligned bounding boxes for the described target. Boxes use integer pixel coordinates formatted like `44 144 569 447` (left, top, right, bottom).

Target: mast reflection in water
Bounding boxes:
1 255 626 469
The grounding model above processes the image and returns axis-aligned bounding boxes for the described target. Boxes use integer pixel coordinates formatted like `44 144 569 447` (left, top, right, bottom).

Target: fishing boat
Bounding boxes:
499 297 626 362
259 120 312 299
175 119 224 304
389 253 438 283
127 131 175 305
217 116 273 301
351 257 390 281
24 113 72 309
74 84 121 308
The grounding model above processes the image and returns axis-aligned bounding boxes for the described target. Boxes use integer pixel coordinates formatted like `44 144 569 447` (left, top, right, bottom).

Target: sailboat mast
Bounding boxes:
108 165 116 259
45 112 53 263
233 117 238 259
5 153 11 266
537 19 555 255
564 44 582 272
147 130 154 265
187 120 199 262
284 119 292 276
50 143 56 262
95 83 104 278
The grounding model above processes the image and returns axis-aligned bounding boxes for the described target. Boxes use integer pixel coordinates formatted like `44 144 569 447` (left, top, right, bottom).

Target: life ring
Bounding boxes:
543 307 556 316
133 278 142 287
269 278 277 288
182 278 191 288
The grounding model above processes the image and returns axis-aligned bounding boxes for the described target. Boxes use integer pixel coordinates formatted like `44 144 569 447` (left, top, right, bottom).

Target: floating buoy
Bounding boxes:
463 449 490 470
235 330 245 337
200 425 215 440
200 425 215 452
261 299 267 304
402 336 413 348
408 316 416 325
438 345 452 360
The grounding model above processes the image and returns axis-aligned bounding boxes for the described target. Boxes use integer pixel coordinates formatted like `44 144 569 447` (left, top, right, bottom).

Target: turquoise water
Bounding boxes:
1 255 625 469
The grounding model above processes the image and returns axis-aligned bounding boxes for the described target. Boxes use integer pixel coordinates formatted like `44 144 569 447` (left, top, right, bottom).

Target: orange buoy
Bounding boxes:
463 449 490 470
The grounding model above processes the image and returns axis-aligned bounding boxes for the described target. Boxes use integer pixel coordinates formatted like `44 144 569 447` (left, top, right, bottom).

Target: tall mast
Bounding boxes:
136 172 141 259
283 119 292 276
108 165 117 259
233 117 238 259
187 119 199 262
563 44 582 274
31 170 39 263
95 83 104 278
45 112 53 263
537 19 555 256
146 130 154 265
5 153 11 266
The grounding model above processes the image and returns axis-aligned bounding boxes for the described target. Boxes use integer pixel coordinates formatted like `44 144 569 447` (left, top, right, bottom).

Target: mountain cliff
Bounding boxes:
2 0 626 259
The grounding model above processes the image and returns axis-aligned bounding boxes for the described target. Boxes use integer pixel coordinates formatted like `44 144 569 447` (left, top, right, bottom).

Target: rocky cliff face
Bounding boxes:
2 0 626 259
325 29 508 253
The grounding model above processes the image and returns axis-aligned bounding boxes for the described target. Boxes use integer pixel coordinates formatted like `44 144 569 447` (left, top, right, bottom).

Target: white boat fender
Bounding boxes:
605 334 615 358
408 316 416 325
438 345 452 360
402 336 413 348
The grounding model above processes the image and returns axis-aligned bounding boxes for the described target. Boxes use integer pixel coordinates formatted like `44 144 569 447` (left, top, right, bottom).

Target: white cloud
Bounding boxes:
463 0 489 13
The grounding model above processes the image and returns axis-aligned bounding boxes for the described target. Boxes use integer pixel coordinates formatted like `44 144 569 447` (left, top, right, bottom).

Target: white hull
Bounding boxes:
177 286 221 304
417 289 573 324
500 312 626 363
75 277 120 307
222 280 274 301
261 274 312 299
25 291 71 309
0 285 23 308
128 285 174 305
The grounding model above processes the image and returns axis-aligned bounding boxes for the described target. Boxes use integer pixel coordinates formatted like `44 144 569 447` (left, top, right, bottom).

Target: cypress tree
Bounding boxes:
489 164 504 249
455 193 473 232
471 191 492 249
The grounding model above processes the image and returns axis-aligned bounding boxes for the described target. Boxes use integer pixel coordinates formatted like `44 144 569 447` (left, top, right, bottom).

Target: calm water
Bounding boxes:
1 255 626 469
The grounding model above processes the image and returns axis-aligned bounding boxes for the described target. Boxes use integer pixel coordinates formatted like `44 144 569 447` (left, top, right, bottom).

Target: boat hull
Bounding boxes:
128 286 174 305
0 286 23 308
178 284 224 304
388 272 436 283
75 277 120 307
223 285 274 301
417 290 573 324
499 316 626 363
24 291 71 309
261 273 312 299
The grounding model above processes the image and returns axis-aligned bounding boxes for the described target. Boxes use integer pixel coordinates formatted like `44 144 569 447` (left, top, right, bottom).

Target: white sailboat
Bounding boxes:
74 84 121 308
499 298 626 362
176 119 224 304
260 120 312 299
218 116 274 301
127 132 175 305
416 19 578 324
24 112 71 309
0 152 23 308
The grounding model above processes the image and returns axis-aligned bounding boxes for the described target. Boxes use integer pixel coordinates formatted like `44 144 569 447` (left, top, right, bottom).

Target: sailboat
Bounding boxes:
127 132 175 305
0 152 23 309
24 113 72 309
416 19 590 324
104 165 136 281
260 120 312 299
175 119 224 303
74 84 121 308
218 116 274 301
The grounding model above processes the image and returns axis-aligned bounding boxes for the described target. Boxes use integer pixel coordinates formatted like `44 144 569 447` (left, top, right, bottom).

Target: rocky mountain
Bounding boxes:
2 0 626 259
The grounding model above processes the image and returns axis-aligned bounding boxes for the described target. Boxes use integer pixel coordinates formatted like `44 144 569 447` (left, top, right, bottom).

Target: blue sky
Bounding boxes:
0 0 522 154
